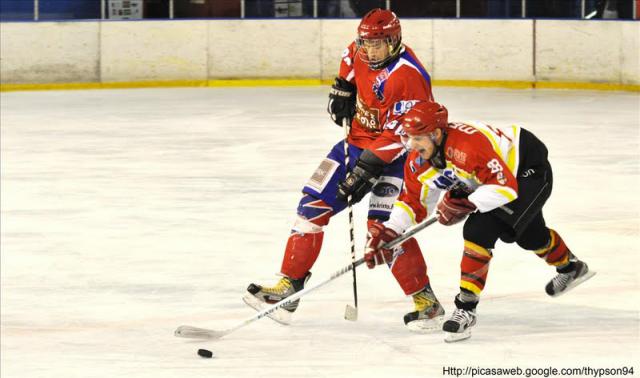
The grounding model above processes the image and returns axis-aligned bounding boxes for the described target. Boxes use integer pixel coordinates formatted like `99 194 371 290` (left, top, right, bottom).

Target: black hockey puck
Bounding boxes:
197 348 213 358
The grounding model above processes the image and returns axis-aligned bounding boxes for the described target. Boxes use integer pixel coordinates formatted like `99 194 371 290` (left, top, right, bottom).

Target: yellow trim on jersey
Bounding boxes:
468 122 519 174
416 167 440 185
394 201 417 225
420 185 431 213
453 165 476 181
495 187 518 202
505 125 520 173
460 281 483 295
474 125 501 155
464 240 493 258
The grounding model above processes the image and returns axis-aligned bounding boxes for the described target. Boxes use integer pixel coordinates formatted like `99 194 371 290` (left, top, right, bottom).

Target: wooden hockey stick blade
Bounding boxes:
344 304 358 321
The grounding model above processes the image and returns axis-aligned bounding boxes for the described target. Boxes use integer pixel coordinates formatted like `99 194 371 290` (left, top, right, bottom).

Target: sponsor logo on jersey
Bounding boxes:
392 100 418 116
369 201 394 211
355 97 381 132
497 171 507 185
433 169 460 190
446 147 467 165
306 158 339 192
372 182 400 197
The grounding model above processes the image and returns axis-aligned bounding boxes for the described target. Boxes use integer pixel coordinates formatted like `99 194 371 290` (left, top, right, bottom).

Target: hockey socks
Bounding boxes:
534 229 570 267
390 237 430 295
459 240 493 295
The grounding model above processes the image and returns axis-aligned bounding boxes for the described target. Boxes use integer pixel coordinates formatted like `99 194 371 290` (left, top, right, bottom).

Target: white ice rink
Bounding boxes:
1 86 639 378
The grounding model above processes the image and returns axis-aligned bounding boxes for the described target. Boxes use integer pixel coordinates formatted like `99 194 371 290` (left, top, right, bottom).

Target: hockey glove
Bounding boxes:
364 222 398 269
436 191 477 226
337 150 385 203
327 77 356 127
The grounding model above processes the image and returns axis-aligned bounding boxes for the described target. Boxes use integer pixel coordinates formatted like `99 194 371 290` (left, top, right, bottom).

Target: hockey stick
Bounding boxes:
174 216 439 340
342 117 358 322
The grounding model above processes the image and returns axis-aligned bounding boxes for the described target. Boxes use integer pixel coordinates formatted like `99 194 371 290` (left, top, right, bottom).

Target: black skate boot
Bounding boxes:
403 285 445 333
243 272 311 325
443 291 478 343
545 256 595 297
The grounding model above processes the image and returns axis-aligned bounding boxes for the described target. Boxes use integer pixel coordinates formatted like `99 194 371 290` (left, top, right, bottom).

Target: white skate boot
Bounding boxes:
443 292 478 343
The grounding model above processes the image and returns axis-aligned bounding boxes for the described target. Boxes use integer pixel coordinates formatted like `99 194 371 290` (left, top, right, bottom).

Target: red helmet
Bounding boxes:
356 9 402 69
402 102 449 136
357 8 401 40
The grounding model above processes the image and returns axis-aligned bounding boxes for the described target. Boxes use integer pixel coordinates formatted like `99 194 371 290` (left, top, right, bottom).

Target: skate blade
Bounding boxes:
405 315 444 334
242 293 292 325
444 329 472 343
550 270 597 298
344 305 358 321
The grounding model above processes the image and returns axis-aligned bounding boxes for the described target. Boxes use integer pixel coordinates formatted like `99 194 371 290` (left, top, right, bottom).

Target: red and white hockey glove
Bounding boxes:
364 222 398 269
436 191 476 226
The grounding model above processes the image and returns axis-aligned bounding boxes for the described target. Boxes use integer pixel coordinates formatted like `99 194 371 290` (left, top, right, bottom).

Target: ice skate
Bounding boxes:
443 292 478 343
403 286 445 333
243 272 311 325
443 308 477 343
545 259 595 297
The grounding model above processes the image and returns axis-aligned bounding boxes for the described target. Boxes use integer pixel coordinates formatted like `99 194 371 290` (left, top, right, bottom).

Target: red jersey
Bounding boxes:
338 42 434 164
385 121 522 234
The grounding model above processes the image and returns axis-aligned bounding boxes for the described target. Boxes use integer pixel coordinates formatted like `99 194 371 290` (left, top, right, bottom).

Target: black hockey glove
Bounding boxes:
337 150 385 203
327 77 356 127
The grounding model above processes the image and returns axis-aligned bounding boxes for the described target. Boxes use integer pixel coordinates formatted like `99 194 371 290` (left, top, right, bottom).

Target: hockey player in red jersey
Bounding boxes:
245 9 442 328
365 101 595 341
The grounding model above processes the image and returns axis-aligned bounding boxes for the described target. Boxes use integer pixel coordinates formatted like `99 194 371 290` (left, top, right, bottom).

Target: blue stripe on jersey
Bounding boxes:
400 51 431 86
378 52 431 98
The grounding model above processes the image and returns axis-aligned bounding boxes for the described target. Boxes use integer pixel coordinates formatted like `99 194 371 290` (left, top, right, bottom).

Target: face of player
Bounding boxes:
402 129 442 160
362 38 390 65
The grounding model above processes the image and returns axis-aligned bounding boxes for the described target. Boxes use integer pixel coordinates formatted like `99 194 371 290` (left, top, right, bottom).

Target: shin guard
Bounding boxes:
460 241 493 295
390 238 430 295
280 196 333 280
280 231 324 280
534 229 571 267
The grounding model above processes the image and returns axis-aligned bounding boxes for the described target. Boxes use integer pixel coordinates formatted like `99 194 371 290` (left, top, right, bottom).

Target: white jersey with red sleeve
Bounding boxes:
385 122 522 234
337 42 434 164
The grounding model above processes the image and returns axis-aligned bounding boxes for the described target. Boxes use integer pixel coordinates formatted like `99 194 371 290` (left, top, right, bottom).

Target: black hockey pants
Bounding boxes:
463 128 554 251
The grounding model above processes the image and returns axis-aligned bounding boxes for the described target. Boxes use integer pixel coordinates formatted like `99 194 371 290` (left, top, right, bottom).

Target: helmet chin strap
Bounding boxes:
428 131 447 170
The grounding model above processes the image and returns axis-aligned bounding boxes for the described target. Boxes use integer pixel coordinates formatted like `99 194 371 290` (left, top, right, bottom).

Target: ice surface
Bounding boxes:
1 86 638 377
